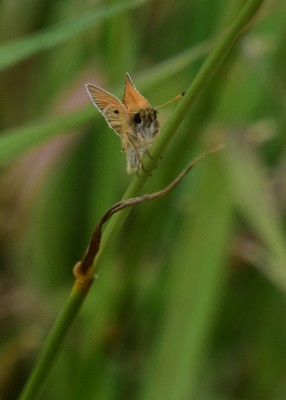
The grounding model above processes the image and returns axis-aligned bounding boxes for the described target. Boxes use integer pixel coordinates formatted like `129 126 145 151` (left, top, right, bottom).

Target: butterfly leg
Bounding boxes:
147 146 161 169
140 158 149 174
147 149 154 160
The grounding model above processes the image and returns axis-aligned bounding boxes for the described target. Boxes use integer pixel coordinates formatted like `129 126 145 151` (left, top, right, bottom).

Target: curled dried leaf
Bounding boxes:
74 145 224 280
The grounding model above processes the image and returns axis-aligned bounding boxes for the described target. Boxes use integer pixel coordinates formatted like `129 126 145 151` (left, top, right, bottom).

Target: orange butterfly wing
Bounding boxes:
85 83 128 137
122 73 151 112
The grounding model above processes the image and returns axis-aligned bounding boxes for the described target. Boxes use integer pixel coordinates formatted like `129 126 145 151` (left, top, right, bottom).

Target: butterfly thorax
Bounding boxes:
130 108 159 149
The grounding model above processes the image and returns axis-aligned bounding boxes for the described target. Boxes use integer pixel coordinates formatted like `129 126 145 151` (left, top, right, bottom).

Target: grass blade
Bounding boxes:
93 0 266 272
226 138 286 290
0 0 148 72
140 157 232 400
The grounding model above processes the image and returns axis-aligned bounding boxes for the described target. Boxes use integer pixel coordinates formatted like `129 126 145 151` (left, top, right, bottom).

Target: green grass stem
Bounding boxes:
17 1 265 398
19 285 90 400
93 0 265 272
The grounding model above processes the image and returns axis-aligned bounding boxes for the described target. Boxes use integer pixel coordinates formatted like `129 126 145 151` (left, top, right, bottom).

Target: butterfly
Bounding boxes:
86 73 160 174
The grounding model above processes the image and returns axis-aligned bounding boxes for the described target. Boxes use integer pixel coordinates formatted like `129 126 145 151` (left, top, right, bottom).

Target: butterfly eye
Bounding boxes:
134 113 142 124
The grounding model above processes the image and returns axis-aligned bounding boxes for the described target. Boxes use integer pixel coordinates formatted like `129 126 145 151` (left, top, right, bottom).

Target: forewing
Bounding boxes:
86 83 127 137
122 73 151 112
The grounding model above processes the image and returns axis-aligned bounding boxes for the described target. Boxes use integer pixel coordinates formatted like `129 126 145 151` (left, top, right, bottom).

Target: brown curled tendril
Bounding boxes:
73 144 224 280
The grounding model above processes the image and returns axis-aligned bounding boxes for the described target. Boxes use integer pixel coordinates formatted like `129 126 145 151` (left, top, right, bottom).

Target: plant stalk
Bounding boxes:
18 1 265 398
92 0 265 272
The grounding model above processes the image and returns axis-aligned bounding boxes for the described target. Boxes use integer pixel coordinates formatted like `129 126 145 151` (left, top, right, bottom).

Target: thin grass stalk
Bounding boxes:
92 0 266 272
18 1 265 399
18 288 89 400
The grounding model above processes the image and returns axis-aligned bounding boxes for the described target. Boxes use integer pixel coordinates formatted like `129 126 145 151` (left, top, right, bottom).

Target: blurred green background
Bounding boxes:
1 0 286 399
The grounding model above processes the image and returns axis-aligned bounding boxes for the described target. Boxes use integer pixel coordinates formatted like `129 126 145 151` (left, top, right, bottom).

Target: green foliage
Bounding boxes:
0 0 148 72
1 0 286 399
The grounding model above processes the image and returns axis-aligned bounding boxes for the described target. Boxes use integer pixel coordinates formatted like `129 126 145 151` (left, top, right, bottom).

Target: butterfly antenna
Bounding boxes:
155 92 185 109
